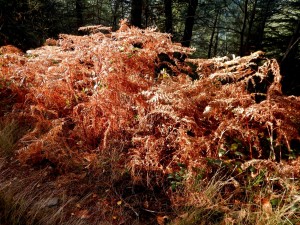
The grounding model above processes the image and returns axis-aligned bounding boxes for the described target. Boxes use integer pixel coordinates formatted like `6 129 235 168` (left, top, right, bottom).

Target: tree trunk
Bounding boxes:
240 0 248 56
281 18 300 64
145 0 150 27
96 0 103 24
182 0 198 47
213 27 219 57
245 0 258 54
76 0 84 28
130 0 142 28
256 0 272 49
112 0 121 31
164 0 173 34
208 10 220 58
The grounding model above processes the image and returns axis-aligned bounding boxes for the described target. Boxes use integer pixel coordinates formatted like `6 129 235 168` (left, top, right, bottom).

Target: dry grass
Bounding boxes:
169 163 300 224
0 119 19 157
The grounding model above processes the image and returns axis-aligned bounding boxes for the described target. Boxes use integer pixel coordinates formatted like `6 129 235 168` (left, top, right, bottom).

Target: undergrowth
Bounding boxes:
0 21 299 224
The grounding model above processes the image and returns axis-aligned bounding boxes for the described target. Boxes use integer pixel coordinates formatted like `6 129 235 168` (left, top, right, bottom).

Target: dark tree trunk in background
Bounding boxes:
112 0 121 31
208 10 219 58
213 28 219 57
164 0 173 34
145 0 151 27
131 0 142 28
240 0 248 56
281 18 300 95
256 0 272 49
281 18 300 64
76 0 84 27
182 0 198 47
245 0 258 54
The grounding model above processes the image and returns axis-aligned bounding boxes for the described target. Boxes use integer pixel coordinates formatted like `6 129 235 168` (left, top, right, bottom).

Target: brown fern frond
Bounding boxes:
1 23 299 188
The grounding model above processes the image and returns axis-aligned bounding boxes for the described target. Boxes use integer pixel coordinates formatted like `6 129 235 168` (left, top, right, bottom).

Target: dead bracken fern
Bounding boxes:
130 52 300 183
0 21 300 223
1 21 299 173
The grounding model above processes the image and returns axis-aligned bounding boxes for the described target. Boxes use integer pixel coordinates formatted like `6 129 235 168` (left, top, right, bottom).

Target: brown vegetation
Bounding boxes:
0 23 299 224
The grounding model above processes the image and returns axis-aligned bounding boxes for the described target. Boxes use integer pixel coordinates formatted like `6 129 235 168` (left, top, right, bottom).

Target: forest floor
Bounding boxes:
0 24 300 224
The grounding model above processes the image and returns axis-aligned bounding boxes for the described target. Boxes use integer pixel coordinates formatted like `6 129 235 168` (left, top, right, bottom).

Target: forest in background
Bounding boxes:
0 0 299 95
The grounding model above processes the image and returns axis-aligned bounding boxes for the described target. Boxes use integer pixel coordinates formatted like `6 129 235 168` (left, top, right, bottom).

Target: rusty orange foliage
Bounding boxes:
0 22 299 182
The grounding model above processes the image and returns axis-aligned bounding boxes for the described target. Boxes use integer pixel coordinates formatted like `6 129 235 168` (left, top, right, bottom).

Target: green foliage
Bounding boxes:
168 163 187 191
